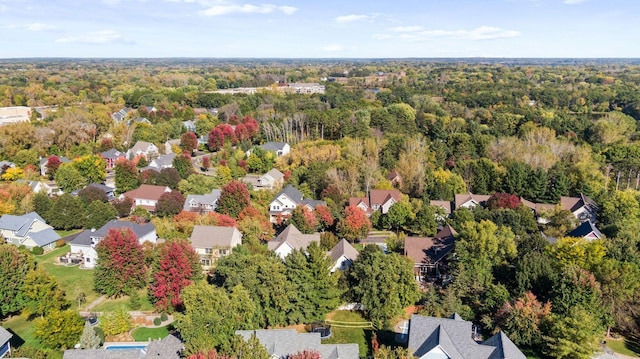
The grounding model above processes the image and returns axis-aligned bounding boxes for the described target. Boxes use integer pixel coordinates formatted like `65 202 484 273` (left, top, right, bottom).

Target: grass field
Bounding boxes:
323 311 370 357
35 245 101 309
607 337 640 357
131 325 172 341
93 289 155 312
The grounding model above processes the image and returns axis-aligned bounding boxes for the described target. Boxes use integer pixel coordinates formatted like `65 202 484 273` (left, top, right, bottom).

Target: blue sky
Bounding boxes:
0 0 638 58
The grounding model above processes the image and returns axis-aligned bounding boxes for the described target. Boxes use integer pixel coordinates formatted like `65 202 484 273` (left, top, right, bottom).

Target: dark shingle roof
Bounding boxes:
275 184 303 204
235 329 358 359
144 334 183 358
63 349 143 359
328 238 359 263
567 220 603 239
260 142 287 152
70 220 155 246
483 332 527 359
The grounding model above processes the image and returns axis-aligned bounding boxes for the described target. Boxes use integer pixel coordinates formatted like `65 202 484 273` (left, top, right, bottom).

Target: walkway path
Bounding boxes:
84 295 107 312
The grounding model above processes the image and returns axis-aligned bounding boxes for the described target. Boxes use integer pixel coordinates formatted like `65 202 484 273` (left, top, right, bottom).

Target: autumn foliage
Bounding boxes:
94 228 147 297
338 205 371 241
487 192 521 210
288 350 321 359
150 240 202 312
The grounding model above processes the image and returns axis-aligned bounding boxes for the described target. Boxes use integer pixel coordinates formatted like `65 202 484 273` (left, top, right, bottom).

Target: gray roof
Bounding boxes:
260 142 288 152
63 349 143 359
408 314 526 359
150 153 176 169
264 168 285 181
183 189 221 211
70 220 156 246
236 329 358 359
0 212 59 247
275 184 303 204
268 224 320 252
482 332 527 359
101 148 124 159
0 326 12 346
190 225 241 249
328 239 359 263
144 334 183 358
40 156 71 167
567 220 603 239
0 160 15 168
299 199 326 209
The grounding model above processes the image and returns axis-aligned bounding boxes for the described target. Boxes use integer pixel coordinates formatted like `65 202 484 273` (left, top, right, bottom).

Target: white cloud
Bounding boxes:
56 30 133 44
335 14 369 23
200 3 297 16
381 25 520 42
388 26 423 33
372 33 392 40
25 23 57 31
322 44 344 52
564 0 586 3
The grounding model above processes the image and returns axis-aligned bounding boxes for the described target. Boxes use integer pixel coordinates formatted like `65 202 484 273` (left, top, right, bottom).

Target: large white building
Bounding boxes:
0 106 31 126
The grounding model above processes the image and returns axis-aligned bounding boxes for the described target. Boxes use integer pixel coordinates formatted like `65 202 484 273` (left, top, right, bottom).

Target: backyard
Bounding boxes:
323 310 371 357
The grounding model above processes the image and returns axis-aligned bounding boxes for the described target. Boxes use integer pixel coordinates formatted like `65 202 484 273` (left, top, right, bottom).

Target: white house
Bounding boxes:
120 184 172 212
267 224 320 259
328 239 359 272
189 225 242 269
183 189 221 213
241 168 285 191
454 193 491 210
260 142 290 157
126 141 159 161
0 326 12 358
68 220 157 268
349 190 402 216
0 212 60 251
269 184 304 223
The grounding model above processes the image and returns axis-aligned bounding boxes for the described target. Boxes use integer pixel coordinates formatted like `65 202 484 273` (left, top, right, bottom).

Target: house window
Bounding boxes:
205 248 212 254
86 258 91 263
201 259 211 266
220 249 227 256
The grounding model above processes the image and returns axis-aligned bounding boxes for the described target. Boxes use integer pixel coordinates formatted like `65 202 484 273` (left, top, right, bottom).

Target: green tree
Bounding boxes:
84 200 117 229
101 308 132 336
175 282 257 355
227 334 270 359
34 309 84 349
0 243 35 318
73 154 107 184
115 159 140 194
347 246 419 328
173 153 194 179
22 268 67 317
55 163 86 193
48 194 86 230
79 320 101 349
156 168 182 190
494 292 552 347
543 307 602 359
386 201 414 234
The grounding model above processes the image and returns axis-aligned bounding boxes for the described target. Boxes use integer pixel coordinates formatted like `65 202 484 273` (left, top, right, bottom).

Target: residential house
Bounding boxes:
183 120 196 133
183 189 221 213
121 184 172 212
269 184 304 222
39 156 71 177
408 314 526 359
560 194 598 223
126 141 159 161
147 152 176 171
164 139 181 154
267 224 321 258
260 142 290 157
454 193 491 210
567 220 603 240
0 326 12 358
0 212 60 251
241 168 285 190
404 225 457 282
236 329 358 359
111 107 132 122
0 106 30 126
127 117 151 126
63 333 183 359
349 189 402 216
189 225 242 269
68 220 157 268
328 238 359 272
430 200 453 219
72 183 116 201
387 169 403 188
0 161 15 171
100 148 125 171
299 199 327 211
17 179 54 196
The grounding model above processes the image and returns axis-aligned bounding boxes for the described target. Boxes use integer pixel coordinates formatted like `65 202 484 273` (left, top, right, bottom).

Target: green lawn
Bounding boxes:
93 289 155 312
607 337 640 357
2 315 63 359
35 245 101 310
131 325 172 341
54 229 82 238
323 311 370 357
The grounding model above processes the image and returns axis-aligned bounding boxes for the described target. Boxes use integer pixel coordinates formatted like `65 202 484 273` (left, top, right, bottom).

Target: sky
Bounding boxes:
0 0 638 58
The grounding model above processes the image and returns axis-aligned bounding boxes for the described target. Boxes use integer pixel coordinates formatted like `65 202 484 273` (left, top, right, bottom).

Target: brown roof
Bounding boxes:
454 193 491 209
122 184 170 202
190 225 241 249
268 224 320 251
348 190 402 212
430 200 452 215
328 238 359 263
404 225 457 265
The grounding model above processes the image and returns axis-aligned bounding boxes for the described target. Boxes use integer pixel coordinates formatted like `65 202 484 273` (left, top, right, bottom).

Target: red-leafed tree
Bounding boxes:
186 349 233 359
487 192 521 210
208 211 238 227
234 123 250 142
241 116 259 139
208 124 237 151
338 205 371 242
149 239 202 312
180 132 199 154
216 180 250 218
288 350 321 359
289 206 318 234
315 205 334 231
94 228 147 297
202 156 211 171
156 191 186 217
45 155 62 179
494 291 552 347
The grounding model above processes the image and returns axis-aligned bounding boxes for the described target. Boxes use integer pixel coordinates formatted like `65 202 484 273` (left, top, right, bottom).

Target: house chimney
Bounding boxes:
91 228 96 232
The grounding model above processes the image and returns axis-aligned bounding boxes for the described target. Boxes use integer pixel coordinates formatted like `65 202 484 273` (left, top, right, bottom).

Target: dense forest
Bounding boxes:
1 58 640 359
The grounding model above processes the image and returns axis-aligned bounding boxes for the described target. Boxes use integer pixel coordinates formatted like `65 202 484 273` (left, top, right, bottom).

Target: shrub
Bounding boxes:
129 290 141 310
56 239 66 247
153 317 161 326
160 312 168 322
93 327 105 345
31 246 44 255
